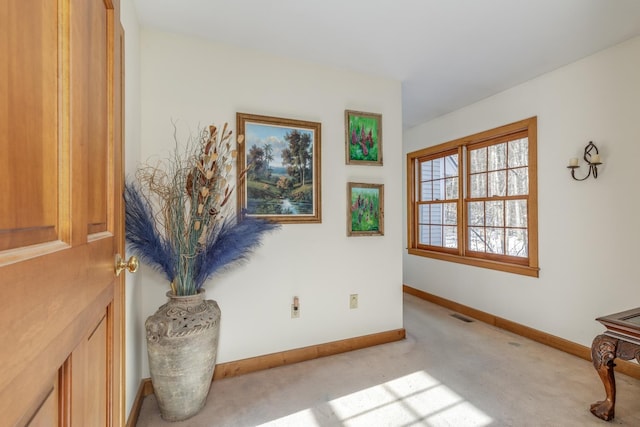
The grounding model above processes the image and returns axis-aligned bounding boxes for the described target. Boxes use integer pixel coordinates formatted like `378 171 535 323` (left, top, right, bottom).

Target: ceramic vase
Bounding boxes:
145 289 221 421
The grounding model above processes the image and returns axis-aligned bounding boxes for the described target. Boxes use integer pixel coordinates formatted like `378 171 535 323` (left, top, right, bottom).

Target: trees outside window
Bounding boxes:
407 117 539 277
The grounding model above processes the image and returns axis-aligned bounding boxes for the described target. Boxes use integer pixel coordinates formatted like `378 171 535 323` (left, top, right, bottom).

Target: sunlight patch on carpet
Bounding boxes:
257 370 493 426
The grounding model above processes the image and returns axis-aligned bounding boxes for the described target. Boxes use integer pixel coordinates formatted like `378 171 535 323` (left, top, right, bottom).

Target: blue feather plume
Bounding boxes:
125 180 279 291
123 122 282 295
124 181 175 282
193 215 280 288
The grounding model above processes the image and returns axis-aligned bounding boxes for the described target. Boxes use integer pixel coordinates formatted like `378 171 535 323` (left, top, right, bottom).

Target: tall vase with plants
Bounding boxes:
125 122 279 421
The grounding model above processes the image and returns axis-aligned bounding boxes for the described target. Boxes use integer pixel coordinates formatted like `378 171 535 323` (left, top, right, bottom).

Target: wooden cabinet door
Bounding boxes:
70 312 109 427
26 379 58 427
0 0 124 425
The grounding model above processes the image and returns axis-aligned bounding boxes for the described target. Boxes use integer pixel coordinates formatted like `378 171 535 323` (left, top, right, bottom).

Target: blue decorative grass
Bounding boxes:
193 214 280 288
125 181 279 291
124 182 176 282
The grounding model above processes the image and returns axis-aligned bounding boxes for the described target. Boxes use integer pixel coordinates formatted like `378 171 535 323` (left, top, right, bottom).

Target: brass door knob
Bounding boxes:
115 254 139 276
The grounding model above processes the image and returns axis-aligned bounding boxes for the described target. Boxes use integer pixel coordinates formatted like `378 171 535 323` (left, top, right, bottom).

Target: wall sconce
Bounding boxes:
567 141 602 181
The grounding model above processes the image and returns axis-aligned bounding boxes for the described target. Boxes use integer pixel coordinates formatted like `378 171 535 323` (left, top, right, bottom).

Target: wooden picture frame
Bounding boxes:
237 112 321 223
345 110 382 165
347 182 384 236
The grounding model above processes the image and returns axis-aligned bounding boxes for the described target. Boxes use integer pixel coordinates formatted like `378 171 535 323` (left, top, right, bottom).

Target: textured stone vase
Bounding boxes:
145 289 221 421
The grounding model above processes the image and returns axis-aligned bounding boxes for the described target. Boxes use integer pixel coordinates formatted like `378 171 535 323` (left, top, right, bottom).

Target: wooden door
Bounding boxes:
0 0 125 426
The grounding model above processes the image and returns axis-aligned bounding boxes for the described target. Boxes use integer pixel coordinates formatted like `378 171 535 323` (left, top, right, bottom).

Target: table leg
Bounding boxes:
590 334 618 421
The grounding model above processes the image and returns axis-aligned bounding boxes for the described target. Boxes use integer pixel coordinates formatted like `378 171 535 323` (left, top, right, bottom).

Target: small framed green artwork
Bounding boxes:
345 110 382 165
347 182 384 236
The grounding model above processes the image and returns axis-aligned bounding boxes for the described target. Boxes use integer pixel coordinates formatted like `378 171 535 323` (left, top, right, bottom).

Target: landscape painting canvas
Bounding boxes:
237 113 321 224
347 182 384 236
345 110 382 165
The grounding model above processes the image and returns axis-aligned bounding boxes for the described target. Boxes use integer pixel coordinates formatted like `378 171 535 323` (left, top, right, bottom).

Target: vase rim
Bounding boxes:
166 288 205 299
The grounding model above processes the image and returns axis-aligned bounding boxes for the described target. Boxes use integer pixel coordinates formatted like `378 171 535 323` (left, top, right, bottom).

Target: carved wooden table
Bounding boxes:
591 307 640 421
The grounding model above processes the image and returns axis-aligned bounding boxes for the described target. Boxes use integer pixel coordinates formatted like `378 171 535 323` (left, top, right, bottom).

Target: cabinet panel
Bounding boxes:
0 0 59 250
71 0 109 234
71 313 108 427
0 0 124 424
26 382 57 427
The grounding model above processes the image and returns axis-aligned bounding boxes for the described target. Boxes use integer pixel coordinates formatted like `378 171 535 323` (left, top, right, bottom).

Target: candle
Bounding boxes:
568 158 579 167
591 154 601 164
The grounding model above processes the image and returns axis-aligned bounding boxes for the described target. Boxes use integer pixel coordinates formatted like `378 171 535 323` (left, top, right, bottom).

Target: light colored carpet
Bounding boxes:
136 293 640 426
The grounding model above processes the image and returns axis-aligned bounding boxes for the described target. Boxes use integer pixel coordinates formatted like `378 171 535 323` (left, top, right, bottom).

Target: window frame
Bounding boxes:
407 117 539 277
414 148 462 255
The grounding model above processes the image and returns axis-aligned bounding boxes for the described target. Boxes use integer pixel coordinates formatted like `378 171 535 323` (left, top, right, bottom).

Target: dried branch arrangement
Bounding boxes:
125 123 279 296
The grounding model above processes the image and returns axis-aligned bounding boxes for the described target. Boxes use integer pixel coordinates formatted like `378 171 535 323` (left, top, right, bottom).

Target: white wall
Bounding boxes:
404 36 640 348
120 0 142 417
136 29 403 375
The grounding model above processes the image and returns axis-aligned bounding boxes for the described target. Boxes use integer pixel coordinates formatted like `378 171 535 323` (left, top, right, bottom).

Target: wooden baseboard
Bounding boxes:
126 328 406 424
126 379 153 427
403 284 640 380
213 328 405 379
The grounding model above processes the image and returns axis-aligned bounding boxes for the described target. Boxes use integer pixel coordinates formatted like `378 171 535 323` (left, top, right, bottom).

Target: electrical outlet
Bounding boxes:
350 294 358 309
291 304 300 318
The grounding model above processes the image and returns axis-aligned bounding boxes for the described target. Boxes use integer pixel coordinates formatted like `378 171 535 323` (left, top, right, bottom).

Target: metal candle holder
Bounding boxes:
567 141 602 181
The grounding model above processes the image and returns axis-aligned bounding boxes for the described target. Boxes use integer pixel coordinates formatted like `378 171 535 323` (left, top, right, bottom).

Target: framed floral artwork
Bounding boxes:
345 110 382 165
347 182 384 236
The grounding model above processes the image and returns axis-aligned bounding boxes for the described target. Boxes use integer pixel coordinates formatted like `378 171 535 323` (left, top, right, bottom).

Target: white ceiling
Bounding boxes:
134 0 640 129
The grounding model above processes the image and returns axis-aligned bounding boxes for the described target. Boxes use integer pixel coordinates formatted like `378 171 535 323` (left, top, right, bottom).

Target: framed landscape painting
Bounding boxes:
345 110 382 165
347 182 384 236
237 113 321 224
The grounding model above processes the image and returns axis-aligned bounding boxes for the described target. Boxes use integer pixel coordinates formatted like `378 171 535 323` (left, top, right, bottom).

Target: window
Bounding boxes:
407 117 538 277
